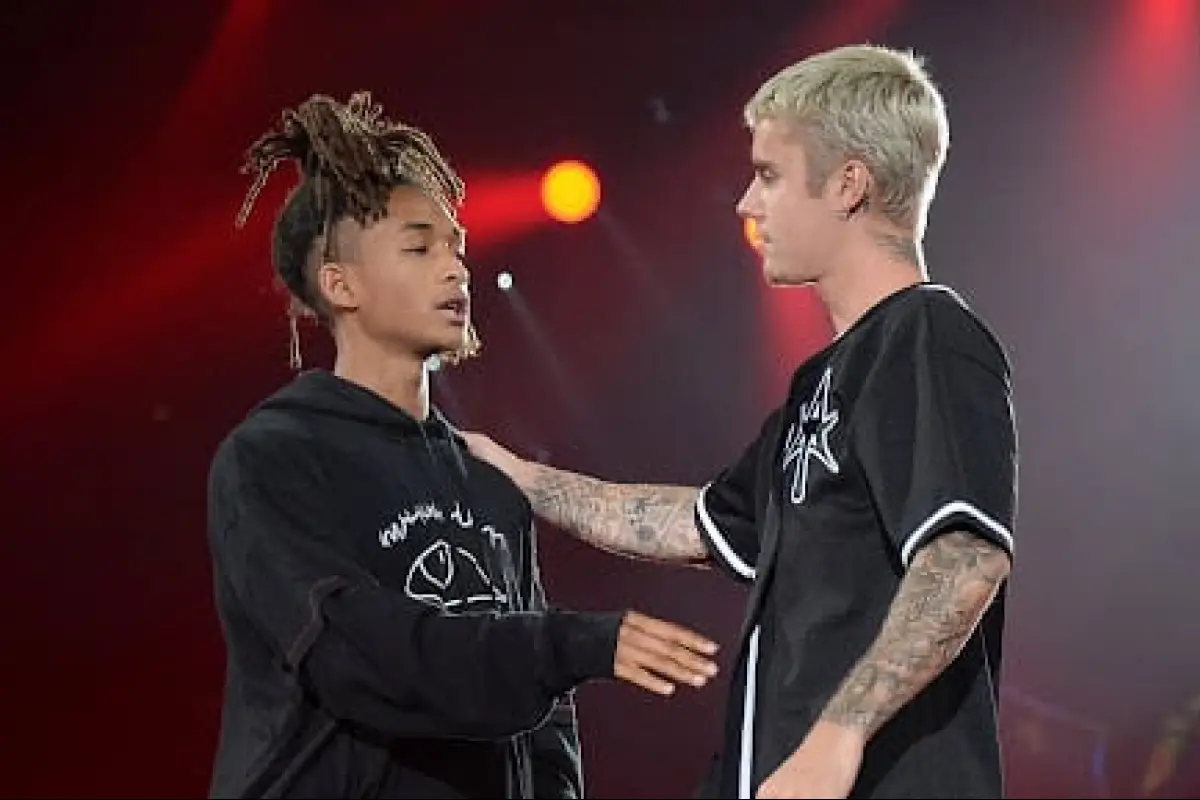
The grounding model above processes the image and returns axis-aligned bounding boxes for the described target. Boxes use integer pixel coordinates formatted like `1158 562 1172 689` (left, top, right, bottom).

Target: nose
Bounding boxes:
736 182 757 219
445 252 469 286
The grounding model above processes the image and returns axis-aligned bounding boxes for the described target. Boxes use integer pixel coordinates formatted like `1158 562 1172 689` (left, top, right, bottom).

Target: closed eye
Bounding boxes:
752 160 778 184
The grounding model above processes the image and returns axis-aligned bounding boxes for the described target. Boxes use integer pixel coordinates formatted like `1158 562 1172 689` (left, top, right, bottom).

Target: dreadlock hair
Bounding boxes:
235 90 481 369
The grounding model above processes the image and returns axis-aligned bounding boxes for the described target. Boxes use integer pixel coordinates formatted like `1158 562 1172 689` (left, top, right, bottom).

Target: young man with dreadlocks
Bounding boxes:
466 45 1017 798
205 91 719 799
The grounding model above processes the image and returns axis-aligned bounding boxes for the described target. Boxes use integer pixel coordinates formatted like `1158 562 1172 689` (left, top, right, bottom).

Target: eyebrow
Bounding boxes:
397 220 466 247
399 220 463 235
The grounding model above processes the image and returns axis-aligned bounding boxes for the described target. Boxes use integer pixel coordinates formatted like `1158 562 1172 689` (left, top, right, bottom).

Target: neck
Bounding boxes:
332 331 430 421
814 221 928 337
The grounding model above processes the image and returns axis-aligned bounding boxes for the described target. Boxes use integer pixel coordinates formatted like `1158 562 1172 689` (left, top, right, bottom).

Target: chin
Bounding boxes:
420 343 459 362
432 333 469 357
762 262 797 286
762 257 817 287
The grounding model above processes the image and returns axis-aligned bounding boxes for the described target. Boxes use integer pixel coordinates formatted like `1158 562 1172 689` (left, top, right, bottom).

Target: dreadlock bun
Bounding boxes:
233 91 479 368
235 91 465 309
237 91 463 230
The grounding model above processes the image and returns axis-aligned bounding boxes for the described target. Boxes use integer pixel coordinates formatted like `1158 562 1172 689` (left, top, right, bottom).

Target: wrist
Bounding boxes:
545 609 624 689
813 716 870 750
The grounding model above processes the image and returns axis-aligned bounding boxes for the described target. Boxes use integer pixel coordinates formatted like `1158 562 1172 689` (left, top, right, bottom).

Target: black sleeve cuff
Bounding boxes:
545 610 623 691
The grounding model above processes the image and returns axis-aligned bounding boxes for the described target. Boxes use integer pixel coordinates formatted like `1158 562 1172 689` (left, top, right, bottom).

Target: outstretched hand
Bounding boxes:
614 610 719 696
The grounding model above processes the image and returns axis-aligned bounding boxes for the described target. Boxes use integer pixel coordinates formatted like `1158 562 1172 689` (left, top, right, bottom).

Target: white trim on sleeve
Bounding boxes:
696 482 756 580
900 500 1014 565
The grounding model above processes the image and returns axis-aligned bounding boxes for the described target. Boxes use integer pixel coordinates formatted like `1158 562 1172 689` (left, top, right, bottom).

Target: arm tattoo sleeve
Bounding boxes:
524 464 708 565
820 530 1011 738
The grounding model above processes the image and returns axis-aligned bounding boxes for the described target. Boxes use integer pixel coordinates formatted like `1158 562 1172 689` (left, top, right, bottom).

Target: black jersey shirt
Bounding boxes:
695 284 1017 798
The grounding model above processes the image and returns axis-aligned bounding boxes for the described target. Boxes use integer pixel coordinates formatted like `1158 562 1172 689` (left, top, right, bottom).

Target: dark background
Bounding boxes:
3 0 1198 796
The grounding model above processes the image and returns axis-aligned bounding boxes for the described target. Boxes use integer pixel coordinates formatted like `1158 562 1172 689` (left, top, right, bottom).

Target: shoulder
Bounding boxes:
206 409 332 546
884 284 1011 380
209 406 321 489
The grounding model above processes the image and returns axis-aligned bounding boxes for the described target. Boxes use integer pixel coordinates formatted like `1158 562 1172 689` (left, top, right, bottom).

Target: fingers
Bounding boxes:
613 661 676 696
626 610 719 657
614 610 719 696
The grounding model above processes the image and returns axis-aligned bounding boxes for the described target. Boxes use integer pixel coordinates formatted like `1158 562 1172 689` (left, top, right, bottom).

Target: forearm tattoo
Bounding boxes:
525 464 708 564
821 530 1011 738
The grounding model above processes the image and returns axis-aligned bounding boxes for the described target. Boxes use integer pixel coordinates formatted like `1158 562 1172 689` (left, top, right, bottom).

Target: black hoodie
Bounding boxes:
206 370 622 799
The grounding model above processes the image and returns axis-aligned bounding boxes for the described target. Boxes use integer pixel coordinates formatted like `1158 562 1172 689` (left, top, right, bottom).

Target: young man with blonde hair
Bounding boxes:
467 44 1017 798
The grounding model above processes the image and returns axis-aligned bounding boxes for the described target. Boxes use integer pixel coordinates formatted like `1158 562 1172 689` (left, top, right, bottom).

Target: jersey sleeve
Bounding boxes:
694 410 781 583
850 297 1017 567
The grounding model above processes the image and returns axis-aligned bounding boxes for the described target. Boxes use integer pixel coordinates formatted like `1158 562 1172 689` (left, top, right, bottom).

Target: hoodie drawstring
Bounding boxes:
420 417 523 614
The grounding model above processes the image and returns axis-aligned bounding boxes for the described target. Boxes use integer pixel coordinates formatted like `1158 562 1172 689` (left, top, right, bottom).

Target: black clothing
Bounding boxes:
207 370 621 798
696 285 1017 798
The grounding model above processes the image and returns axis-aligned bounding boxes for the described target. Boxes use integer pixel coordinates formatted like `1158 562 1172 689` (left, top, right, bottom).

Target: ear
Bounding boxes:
830 158 872 216
315 261 359 313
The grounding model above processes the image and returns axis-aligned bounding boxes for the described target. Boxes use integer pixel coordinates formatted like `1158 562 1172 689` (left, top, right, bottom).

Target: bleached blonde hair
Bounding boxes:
744 44 950 235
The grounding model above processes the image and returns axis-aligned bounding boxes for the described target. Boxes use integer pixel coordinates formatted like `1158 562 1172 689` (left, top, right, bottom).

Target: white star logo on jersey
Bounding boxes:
781 366 841 505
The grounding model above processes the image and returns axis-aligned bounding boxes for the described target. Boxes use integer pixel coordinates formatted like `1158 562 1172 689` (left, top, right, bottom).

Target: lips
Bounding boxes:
436 298 468 315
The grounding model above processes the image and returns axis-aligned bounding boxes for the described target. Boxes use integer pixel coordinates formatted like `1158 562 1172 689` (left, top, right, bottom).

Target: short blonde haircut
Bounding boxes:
744 44 949 234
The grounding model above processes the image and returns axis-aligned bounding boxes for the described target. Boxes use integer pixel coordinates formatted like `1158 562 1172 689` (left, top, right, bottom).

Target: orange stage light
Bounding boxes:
541 160 601 224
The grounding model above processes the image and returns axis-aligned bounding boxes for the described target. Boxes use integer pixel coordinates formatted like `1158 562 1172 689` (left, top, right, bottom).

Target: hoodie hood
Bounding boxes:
257 369 460 440
253 369 472 507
